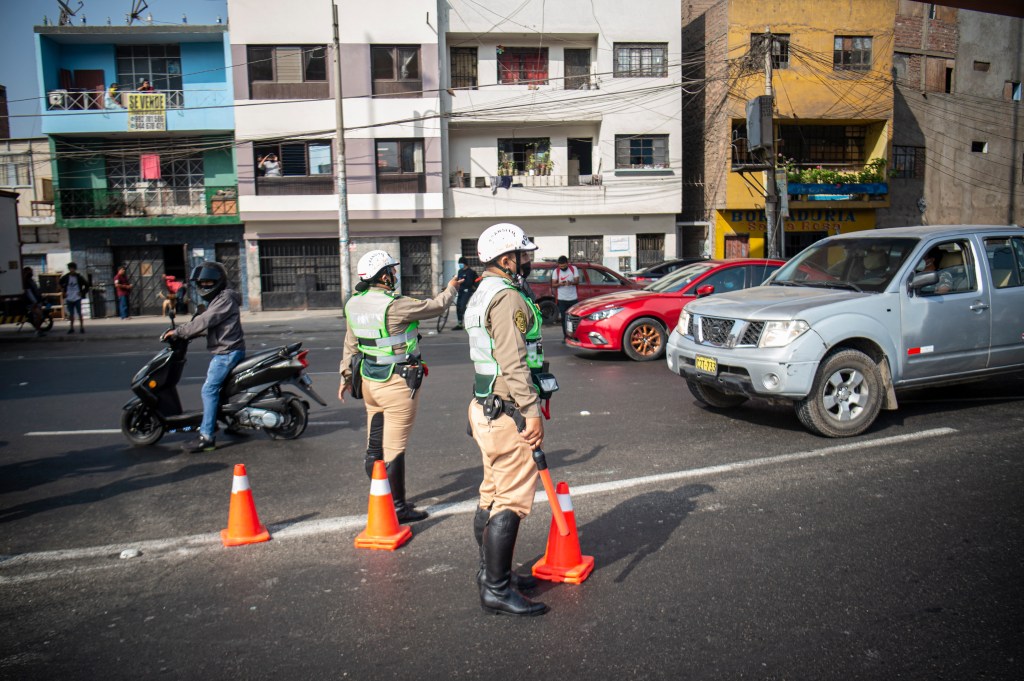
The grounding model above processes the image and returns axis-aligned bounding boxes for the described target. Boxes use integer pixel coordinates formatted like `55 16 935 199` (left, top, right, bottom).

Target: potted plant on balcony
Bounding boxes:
782 156 890 199
498 152 515 176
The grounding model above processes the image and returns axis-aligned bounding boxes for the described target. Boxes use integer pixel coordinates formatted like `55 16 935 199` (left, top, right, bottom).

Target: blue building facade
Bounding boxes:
34 24 246 316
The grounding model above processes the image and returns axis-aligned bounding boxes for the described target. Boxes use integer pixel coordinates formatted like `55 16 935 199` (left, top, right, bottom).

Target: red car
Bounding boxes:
525 261 640 325
565 259 785 361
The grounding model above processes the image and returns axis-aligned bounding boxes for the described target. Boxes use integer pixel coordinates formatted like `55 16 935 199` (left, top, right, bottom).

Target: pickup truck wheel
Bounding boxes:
796 349 883 438
687 379 748 409
623 317 666 361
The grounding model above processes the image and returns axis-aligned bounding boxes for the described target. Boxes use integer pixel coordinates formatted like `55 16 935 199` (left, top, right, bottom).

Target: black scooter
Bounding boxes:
121 317 327 446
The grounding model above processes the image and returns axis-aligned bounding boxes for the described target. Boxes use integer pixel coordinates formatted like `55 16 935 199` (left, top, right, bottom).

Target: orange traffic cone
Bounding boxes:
532 481 594 584
354 460 413 551
220 464 271 547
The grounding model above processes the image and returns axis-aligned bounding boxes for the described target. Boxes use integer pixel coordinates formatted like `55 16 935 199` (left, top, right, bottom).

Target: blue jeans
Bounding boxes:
118 295 129 319
200 350 245 439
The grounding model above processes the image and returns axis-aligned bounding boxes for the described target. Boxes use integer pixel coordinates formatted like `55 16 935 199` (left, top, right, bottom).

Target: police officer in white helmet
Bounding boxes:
339 250 458 522
465 223 549 616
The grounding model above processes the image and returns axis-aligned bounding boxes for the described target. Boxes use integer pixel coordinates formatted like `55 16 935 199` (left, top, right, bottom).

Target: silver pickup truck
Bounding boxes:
666 225 1024 437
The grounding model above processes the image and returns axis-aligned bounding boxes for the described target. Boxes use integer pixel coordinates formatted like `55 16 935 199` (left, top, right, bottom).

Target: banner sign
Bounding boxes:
127 93 166 132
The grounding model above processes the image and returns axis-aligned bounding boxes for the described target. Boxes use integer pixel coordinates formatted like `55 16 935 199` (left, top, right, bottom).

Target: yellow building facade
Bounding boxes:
711 0 897 259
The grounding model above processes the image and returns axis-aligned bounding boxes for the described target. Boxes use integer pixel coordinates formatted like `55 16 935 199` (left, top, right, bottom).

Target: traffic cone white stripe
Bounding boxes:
557 492 573 512
370 478 392 496
231 474 251 494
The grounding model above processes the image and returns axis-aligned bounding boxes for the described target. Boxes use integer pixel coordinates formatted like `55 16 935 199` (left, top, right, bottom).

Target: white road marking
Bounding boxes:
0 427 957 585
25 420 348 436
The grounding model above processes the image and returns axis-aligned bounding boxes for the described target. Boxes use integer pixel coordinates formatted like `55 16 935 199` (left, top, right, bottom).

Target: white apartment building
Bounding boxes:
229 0 443 309
439 0 683 275
229 0 681 309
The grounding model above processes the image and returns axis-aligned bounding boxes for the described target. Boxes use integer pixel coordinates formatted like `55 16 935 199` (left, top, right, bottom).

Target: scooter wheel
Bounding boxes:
267 397 308 440
121 403 165 446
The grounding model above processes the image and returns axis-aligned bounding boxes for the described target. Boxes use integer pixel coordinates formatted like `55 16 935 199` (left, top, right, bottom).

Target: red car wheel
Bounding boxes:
623 317 666 362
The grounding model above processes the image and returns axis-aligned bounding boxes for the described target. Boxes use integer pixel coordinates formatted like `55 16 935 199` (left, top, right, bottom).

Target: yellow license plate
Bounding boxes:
694 355 718 375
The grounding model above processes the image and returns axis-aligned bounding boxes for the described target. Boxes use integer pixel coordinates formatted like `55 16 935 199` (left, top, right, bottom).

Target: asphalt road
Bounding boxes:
1 328 1022 680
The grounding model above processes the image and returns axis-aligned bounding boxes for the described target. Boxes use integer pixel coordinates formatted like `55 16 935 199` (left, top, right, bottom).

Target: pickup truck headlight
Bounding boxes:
758 320 810 348
586 306 623 321
676 310 691 336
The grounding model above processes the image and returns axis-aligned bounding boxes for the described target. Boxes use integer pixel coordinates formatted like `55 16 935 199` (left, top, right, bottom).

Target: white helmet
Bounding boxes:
357 249 399 281
477 223 537 263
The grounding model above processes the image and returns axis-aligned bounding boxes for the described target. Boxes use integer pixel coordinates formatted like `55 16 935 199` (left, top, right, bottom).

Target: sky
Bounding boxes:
1 0 228 138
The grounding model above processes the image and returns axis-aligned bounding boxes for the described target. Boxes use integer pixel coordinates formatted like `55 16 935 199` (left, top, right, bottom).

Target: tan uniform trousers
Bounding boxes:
468 400 538 518
363 372 420 463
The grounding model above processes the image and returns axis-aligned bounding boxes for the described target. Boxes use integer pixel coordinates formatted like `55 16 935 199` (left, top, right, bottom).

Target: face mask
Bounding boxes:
518 254 532 280
458 263 465 270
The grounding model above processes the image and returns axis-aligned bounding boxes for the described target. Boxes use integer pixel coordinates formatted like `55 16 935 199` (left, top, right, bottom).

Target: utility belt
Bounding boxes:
475 394 527 432
351 353 425 400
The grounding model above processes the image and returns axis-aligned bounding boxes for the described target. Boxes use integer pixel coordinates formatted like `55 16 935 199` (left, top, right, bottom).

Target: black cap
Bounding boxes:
557 255 568 265
458 257 467 265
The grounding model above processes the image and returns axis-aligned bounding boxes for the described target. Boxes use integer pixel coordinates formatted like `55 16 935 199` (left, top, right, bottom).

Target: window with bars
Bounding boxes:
0 154 32 187
372 45 422 97
750 33 790 70
376 139 425 193
614 135 669 169
460 238 482 270
497 138 550 174
116 45 182 93
450 47 478 90
497 47 548 85
892 146 925 179
778 124 867 165
106 155 203 190
833 36 872 71
613 43 668 77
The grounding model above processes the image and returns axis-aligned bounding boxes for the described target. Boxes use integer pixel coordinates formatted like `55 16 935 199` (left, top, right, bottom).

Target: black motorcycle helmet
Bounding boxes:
190 261 228 302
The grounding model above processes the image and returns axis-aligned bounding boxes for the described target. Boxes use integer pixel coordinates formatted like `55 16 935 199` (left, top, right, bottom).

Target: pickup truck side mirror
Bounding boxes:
696 284 715 298
909 271 939 295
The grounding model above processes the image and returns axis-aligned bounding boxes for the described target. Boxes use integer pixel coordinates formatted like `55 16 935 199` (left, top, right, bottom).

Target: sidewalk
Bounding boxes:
0 308 347 344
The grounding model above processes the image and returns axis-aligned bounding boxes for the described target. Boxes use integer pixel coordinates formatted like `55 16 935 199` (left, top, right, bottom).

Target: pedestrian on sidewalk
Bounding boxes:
114 265 132 319
22 267 47 337
452 256 478 330
551 255 579 340
58 262 90 334
338 250 458 522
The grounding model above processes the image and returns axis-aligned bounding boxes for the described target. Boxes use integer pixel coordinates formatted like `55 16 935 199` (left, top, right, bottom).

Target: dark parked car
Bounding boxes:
526 261 640 325
627 257 709 284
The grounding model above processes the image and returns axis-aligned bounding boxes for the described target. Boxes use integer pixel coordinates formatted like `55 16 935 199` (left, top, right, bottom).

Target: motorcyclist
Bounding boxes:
339 250 458 522
161 262 245 453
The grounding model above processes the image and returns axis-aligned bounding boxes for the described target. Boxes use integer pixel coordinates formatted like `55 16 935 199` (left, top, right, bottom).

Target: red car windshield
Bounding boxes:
645 262 716 293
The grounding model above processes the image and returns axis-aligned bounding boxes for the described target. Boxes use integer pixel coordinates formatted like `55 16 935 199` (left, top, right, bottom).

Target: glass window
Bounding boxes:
648 263 716 292
614 135 669 169
497 138 550 174
498 47 549 85
771 238 918 294
372 46 421 81
614 43 668 77
248 45 328 84
834 36 872 71
984 237 1023 289
913 240 975 295
308 143 333 175
376 139 425 193
0 154 32 187
699 267 747 294
892 145 925 179
450 47 478 90
586 268 623 285
304 46 327 81
751 34 790 69
255 141 332 177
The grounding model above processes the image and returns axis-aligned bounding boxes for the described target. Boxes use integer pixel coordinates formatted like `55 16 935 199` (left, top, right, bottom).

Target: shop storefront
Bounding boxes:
714 208 877 259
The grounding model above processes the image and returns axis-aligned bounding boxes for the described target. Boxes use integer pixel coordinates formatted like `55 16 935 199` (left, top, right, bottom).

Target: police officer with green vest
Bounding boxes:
339 250 458 522
465 223 550 617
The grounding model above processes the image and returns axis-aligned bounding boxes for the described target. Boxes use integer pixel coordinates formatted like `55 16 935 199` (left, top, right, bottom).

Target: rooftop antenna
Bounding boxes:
57 0 84 26
126 0 148 26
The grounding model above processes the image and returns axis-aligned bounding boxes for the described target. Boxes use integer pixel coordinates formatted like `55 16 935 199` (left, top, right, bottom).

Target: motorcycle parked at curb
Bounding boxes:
121 318 327 446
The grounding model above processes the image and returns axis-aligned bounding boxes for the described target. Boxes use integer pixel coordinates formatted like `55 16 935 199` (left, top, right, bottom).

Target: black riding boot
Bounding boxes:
480 510 547 616
387 454 428 522
474 506 536 590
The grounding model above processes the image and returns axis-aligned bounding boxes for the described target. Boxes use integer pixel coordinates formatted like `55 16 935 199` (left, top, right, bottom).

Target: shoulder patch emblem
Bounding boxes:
514 309 528 334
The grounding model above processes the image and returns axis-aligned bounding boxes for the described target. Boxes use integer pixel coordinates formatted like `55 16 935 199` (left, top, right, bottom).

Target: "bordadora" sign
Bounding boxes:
127 93 166 132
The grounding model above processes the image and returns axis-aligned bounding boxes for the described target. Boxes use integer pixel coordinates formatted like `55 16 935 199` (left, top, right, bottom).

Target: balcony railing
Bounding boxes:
451 174 603 189
256 176 335 196
57 185 237 220
47 89 186 111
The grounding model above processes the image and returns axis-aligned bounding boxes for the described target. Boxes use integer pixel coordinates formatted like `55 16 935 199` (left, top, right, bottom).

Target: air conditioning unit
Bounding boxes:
48 90 67 109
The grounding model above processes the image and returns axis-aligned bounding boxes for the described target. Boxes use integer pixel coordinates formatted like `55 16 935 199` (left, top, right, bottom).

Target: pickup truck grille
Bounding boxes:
690 316 764 348
699 316 734 345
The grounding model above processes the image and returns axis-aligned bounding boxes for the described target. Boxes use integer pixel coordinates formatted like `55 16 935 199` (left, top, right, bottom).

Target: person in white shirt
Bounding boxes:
550 255 579 339
58 262 90 334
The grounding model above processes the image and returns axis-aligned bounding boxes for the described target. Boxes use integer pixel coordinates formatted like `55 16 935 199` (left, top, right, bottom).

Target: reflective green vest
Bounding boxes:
344 288 419 382
465 276 543 398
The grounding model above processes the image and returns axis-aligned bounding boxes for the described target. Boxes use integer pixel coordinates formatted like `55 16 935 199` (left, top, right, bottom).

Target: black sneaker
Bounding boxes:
67 328 75 335
183 435 216 453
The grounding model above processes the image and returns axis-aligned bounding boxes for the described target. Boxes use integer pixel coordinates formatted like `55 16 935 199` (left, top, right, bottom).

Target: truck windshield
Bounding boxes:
770 238 919 293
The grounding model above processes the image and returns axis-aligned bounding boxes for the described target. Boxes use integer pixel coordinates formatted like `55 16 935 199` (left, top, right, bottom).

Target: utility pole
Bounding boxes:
762 27 780 259
332 1 352 300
